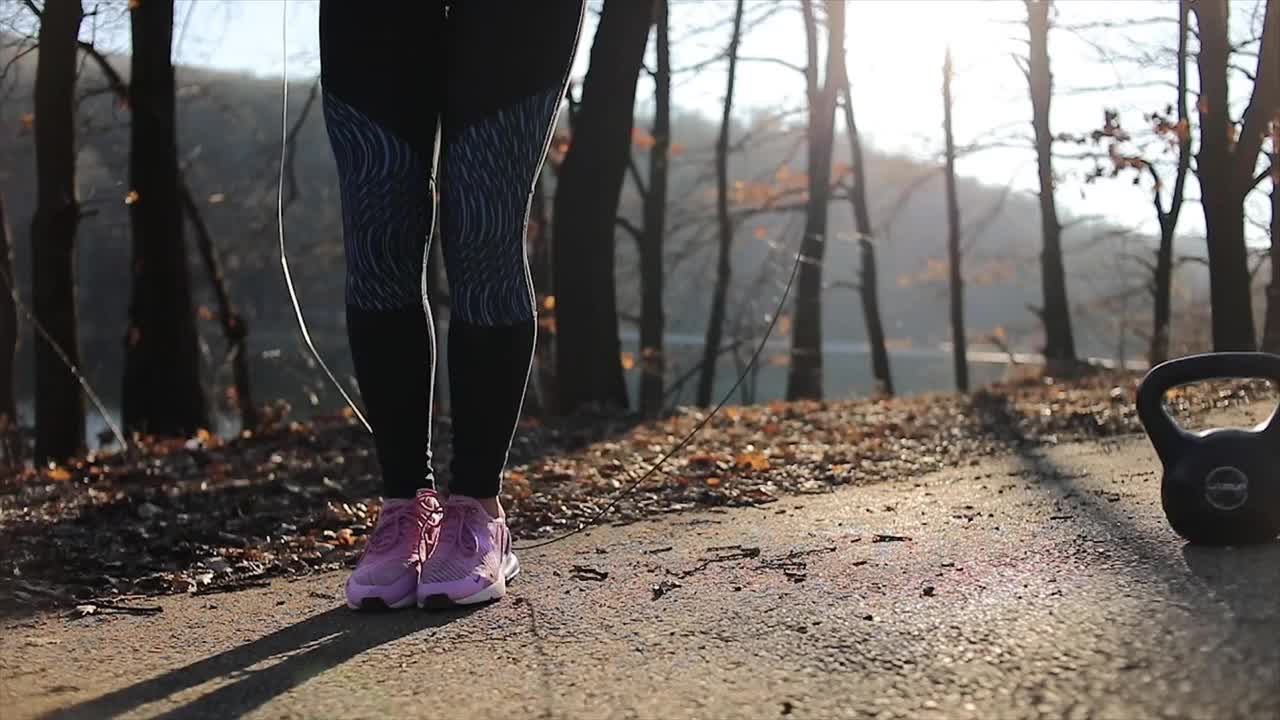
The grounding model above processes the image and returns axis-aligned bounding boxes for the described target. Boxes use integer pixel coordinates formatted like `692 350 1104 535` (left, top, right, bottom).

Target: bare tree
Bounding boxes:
1264 123 1279 353
121 0 208 435
0 190 14 426
181 183 256 430
30 0 85 461
786 0 843 401
942 46 969 392
637 0 670 418
1150 1 1194 365
552 0 653 414
1191 0 1278 351
697 0 744 408
526 171 556 414
1023 0 1078 370
841 52 894 396
75 36 256 431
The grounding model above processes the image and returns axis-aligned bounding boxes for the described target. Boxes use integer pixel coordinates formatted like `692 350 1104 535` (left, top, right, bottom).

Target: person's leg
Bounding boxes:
417 0 585 608
320 0 445 609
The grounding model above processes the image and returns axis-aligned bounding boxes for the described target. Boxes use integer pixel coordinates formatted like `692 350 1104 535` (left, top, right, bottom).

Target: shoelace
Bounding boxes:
367 495 441 555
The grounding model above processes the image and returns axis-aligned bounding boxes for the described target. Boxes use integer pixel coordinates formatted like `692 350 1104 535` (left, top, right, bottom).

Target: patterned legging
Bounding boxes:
319 0 584 498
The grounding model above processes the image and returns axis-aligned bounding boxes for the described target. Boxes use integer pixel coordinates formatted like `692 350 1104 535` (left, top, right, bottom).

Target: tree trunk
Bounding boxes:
31 0 85 462
1026 0 1077 369
1264 155 1279 354
74 34 254 427
179 182 256 431
1193 0 1252 351
941 47 969 392
552 0 653 415
1191 0 1278 351
1150 1 1193 366
1260 9 1280 354
0 190 14 463
1151 216 1177 364
0 191 15 425
527 173 557 415
786 0 843 401
0 190 15 438
697 0 744 409
841 68 894 396
122 0 209 436
638 0 670 418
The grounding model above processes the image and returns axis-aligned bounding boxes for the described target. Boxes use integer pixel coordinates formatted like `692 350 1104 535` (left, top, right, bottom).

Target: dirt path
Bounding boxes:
2 436 1277 720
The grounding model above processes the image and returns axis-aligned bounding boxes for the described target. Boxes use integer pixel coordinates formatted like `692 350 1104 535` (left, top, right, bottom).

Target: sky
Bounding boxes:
56 0 1280 245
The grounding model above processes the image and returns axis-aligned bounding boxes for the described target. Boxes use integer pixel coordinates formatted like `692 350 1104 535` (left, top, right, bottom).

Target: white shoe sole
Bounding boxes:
419 552 520 609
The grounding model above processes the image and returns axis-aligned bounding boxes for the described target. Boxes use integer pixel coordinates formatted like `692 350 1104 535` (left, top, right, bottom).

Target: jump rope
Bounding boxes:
277 4 810 552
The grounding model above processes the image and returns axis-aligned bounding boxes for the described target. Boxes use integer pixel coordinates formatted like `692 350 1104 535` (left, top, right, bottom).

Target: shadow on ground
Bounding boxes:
40 604 477 720
972 391 1280 628
0 410 642 622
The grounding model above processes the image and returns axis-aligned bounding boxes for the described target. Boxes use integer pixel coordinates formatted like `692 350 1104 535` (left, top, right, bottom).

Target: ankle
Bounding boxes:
472 496 503 519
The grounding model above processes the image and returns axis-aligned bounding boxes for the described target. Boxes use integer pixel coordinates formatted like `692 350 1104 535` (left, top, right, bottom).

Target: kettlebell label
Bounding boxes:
1203 466 1250 512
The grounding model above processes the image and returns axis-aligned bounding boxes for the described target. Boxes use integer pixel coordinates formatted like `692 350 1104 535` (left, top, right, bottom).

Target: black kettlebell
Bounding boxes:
1136 352 1280 545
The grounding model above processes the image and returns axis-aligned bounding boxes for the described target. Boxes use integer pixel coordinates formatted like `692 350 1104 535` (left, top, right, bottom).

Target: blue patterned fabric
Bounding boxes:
440 87 562 326
318 0 584 501
324 85 561 326
323 90 434 311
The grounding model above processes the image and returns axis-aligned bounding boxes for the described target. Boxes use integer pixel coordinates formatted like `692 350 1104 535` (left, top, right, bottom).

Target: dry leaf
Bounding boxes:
735 451 771 472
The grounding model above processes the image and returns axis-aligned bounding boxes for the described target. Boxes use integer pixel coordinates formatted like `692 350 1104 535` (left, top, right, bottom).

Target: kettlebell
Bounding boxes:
1136 352 1280 545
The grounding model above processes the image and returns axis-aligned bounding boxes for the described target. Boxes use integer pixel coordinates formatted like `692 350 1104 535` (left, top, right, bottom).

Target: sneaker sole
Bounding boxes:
419 554 520 610
346 584 417 611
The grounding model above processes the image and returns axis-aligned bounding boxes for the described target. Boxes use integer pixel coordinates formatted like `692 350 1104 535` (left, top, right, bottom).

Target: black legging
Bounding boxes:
319 0 584 499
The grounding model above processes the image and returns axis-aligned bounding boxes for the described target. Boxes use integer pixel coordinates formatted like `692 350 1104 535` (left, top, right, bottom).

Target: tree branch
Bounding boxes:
627 153 648 199
0 42 37 82
1230 0 1278 184
615 216 643 243
737 55 806 74
829 280 862 293
281 78 321 212
1228 62 1256 81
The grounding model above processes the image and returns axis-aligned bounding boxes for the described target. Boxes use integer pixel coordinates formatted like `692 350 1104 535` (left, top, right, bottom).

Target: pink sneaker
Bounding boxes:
345 489 442 610
417 495 519 608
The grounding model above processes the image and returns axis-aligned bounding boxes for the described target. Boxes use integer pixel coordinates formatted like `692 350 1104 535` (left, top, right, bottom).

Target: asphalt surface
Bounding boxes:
2 435 1277 720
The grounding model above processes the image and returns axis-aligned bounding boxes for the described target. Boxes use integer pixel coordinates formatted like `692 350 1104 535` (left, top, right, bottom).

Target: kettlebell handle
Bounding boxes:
1136 352 1280 465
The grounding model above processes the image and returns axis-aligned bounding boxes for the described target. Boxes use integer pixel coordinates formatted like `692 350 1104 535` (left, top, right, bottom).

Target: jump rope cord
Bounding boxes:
277 1 372 434
277 2 807 551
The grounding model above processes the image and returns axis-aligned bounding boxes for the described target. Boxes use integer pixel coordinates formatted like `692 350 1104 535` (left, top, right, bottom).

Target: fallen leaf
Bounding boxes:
735 451 771 472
